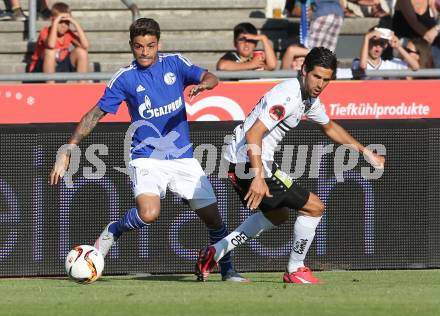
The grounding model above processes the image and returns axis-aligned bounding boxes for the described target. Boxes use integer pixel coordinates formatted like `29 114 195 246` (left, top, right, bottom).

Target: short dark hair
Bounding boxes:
51 2 71 16
303 47 337 79
233 22 258 42
130 18 161 42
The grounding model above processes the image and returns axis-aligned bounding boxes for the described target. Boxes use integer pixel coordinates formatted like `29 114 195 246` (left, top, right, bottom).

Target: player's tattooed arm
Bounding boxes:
49 106 106 185
69 105 106 145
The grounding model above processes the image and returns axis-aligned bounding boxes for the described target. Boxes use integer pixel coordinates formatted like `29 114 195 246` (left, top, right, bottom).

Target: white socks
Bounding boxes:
211 211 322 271
287 215 322 273
212 211 275 262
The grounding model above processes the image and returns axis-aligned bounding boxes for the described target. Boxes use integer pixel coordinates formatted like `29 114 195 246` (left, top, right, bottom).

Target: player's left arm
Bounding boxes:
320 120 385 169
188 71 219 100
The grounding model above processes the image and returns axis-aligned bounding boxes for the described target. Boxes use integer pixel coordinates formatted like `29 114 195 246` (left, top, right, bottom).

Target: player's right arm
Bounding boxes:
244 119 273 210
70 105 107 145
49 105 106 185
49 67 128 185
244 81 300 208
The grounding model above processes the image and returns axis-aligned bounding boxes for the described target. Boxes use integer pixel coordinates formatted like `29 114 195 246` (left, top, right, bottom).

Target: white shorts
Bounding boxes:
129 158 217 210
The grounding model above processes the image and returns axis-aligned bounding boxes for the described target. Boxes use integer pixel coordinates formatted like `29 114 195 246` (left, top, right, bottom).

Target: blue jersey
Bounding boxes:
97 53 205 160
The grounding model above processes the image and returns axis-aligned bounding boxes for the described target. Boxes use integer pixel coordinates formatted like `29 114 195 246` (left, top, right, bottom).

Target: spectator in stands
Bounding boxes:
281 43 309 70
0 9 12 20
282 43 353 78
392 0 440 67
38 0 53 20
28 2 89 83
352 28 419 79
0 0 27 21
0 0 53 21
307 0 344 52
406 38 434 68
343 0 390 17
216 22 277 71
121 0 140 22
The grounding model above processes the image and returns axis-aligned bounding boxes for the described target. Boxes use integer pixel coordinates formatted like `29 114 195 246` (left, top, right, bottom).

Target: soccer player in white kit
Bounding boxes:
49 18 247 282
196 47 385 284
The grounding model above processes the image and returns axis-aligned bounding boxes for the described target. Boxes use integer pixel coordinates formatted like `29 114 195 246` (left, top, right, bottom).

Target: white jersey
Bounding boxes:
352 58 408 80
366 58 408 70
224 78 330 173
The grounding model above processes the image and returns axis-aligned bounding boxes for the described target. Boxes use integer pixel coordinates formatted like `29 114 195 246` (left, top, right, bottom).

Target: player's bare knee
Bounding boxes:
138 207 160 223
302 194 325 217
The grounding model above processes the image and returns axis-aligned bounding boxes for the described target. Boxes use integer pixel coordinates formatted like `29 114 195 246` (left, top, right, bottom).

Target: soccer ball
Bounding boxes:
65 245 104 284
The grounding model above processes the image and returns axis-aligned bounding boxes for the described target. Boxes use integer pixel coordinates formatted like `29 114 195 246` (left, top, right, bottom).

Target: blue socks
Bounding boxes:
109 208 148 238
109 209 233 276
209 225 233 277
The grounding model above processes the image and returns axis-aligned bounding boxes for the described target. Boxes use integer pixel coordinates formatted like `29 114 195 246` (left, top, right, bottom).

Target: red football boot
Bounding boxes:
195 246 217 282
283 267 320 284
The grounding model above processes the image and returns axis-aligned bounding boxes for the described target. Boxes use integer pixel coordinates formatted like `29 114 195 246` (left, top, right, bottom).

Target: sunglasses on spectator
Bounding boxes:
370 38 388 47
236 37 258 45
404 47 420 55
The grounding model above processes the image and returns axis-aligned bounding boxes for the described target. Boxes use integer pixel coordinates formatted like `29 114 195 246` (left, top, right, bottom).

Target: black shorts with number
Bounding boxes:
227 163 310 212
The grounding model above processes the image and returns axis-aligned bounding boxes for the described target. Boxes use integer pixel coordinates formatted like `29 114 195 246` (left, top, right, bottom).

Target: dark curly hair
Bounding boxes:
130 18 161 42
303 47 337 79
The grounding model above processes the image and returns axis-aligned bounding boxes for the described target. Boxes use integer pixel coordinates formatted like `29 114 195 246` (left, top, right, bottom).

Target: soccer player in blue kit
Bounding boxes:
49 18 247 282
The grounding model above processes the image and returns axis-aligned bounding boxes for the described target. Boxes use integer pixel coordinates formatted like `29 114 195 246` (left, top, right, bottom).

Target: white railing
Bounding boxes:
0 69 440 82
19 1 439 81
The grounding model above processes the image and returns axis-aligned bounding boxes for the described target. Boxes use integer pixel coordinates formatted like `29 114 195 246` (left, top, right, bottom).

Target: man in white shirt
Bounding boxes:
195 47 385 284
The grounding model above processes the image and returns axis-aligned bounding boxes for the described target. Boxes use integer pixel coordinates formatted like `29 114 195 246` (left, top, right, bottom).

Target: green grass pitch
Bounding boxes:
0 270 439 316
